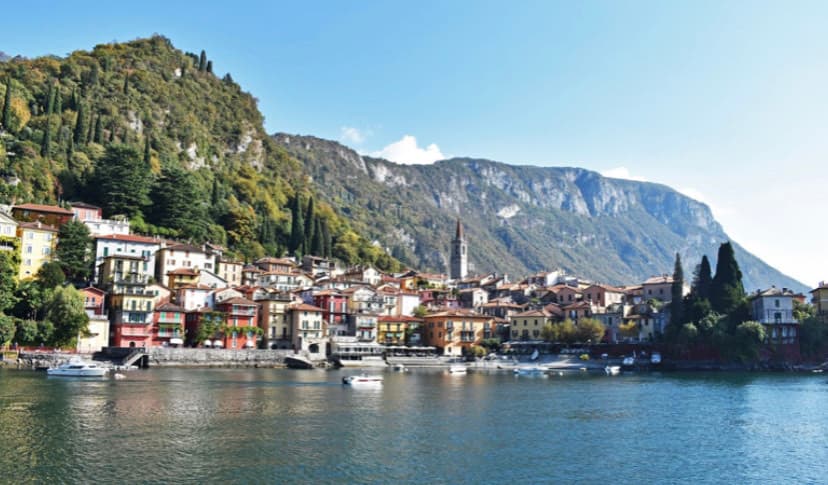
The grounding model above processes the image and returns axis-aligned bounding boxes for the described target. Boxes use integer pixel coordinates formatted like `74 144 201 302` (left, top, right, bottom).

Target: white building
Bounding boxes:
155 243 213 282
93 234 163 281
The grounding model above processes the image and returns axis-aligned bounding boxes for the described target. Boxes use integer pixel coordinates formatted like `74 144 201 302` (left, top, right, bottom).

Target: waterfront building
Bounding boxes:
12 203 74 227
811 282 828 324
583 284 626 309
17 221 57 280
549 284 582 304
749 287 800 346
311 289 349 330
109 287 157 348
509 308 555 341
342 286 384 314
642 275 689 302
185 307 226 347
287 303 327 358
480 300 524 319
377 315 424 346
422 309 491 356
595 303 630 343
98 254 153 291
215 297 260 349
255 291 295 349
176 285 214 311
78 286 109 353
348 312 379 343
165 268 199 291
153 302 186 347
450 219 468 281
458 287 489 310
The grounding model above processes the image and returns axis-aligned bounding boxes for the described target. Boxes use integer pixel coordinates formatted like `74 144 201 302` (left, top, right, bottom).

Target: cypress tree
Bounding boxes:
710 242 745 315
70 86 78 110
198 50 207 72
66 134 74 161
123 74 129 94
311 217 323 256
45 81 55 116
87 113 96 144
693 255 713 301
2 79 12 130
304 196 315 250
670 253 684 324
289 196 304 255
93 115 103 144
54 88 62 115
321 218 331 258
206 60 213 74
73 101 88 144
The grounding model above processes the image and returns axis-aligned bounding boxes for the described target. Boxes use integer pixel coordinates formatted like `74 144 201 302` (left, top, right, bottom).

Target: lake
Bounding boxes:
1 367 826 484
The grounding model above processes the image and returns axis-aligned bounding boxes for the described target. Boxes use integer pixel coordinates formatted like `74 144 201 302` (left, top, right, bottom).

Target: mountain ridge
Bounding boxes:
274 133 807 293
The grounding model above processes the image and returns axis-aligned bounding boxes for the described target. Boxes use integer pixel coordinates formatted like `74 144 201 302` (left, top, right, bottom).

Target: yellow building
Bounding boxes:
17 221 58 280
509 309 555 341
378 315 424 346
811 283 828 324
423 309 492 356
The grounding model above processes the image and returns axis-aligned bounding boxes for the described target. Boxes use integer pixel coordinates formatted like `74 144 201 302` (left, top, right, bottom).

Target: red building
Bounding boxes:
81 287 107 316
153 302 185 347
12 203 75 227
312 289 349 326
68 202 103 222
215 297 260 349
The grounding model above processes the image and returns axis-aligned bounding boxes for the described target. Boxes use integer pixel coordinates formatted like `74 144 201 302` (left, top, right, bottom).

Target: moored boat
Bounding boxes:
285 354 315 369
448 365 468 374
342 374 384 386
513 365 545 376
47 358 108 377
605 365 621 375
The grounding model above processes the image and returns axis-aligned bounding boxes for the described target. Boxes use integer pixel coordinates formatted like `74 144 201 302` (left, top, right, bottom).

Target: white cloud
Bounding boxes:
371 135 445 165
339 126 370 145
600 166 648 182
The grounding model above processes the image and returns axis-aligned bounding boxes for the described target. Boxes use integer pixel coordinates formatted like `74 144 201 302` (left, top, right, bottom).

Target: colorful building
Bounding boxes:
153 302 186 347
215 297 260 349
422 309 492 356
12 203 74 227
17 221 57 280
377 315 423 346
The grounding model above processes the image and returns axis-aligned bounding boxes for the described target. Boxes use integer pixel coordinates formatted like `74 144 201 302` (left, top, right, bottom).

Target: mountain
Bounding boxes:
0 36 400 270
274 134 808 293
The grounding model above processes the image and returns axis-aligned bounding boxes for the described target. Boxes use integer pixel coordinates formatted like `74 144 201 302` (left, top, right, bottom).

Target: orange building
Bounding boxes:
422 309 492 356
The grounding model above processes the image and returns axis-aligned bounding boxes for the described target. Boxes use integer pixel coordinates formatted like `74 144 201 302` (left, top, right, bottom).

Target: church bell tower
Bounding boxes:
450 219 468 280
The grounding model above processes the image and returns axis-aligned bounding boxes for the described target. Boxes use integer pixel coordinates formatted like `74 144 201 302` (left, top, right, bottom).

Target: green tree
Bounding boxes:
0 314 14 346
149 166 207 240
576 318 605 343
11 280 46 321
304 196 315 252
206 60 213 74
143 135 151 165
670 252 684 328
73 100 88 144
45 285 89 348
1 78 12 130
710 242 745 316
733 320 766 362
311 217 323 256
91 144 152 217
36 261 66 289
320 218 332 257
198 50 207 72
618 320 639 340
14 319 39 346
56 220 93 283
678 322 699 345
541 323 559 342
93 114 103 144
413 305 428 318
558 319 577 344
0 252 18 313
693 255 713 301
289 196 305 255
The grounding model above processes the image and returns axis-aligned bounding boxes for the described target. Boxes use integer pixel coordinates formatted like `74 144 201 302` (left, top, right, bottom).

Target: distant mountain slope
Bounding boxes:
274 133 807 293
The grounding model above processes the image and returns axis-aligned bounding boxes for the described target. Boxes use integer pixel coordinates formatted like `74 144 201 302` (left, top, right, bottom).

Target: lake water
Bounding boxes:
1 367 826 484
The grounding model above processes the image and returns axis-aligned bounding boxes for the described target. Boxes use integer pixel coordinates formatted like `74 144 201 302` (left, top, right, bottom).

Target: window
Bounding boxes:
25 245 32 254
42 247 50 255
775 299 780 308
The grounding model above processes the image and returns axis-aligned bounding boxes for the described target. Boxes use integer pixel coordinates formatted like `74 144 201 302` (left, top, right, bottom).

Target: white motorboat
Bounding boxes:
605 365 621 375
513 365 545 376
650 352 662 365
47 358 108 377
342 374 384 386
392 364 407 372
448 365 468 374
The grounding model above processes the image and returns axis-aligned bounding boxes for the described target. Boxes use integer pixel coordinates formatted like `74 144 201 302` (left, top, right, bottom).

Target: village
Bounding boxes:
0 201 816 367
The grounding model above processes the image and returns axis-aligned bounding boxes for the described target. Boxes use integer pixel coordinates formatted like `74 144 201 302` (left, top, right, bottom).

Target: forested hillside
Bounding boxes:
0 36 400 270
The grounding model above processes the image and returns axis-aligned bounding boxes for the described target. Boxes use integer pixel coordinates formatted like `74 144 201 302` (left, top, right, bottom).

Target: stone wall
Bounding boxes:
148 348 295 367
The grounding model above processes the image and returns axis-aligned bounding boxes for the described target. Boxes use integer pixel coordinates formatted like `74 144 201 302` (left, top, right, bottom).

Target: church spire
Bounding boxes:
451 217 468 280
455 218 464 240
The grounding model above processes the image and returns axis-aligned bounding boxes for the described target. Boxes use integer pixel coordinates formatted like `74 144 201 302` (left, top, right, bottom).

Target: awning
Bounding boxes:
203 340 213 347
244 341 255 348
169 338 184 345
213 341 224 347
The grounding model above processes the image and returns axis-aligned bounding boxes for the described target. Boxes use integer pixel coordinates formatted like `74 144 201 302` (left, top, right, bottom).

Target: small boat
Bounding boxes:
621 356 636 370
342 375 383 386
513 365 545 376
392 364 407 372
47 358 108 377
285 355 315 369
650 352 662 365
448 365 468 374
605 365 621 375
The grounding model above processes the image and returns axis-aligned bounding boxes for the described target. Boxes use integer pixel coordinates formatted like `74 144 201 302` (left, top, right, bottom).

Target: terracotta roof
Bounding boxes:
425 309 489 319
156 302 185 312
18 221 58 232
168 268 198 276
102 254 146 261
585 283 626 293
165 243 205 253
255 257 296 266
177 284 214 290
512 309 552 318
377 315 424 323
13 203 74 215
644 275 673 285
68 201 101 210
219 297 257 306
289 303 325 312
81 286 106 295
95 234 161 244
549 284 581 293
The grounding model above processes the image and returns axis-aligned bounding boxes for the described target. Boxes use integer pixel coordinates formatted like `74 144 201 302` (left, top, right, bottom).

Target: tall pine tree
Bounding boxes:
198 50 207 72
693 255 713 301
93 115 103 144
311 217 323 256
73 101 88 144
304 196 315 253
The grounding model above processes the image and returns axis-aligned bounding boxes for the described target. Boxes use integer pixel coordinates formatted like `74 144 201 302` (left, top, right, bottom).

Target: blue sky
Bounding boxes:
3 1 827 286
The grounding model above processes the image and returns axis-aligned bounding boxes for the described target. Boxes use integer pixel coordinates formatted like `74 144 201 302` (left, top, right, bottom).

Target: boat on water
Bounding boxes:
285 354 315 369
47 358 108 377
650 352 662 365
513 365 545 376
605 365 621 375
392 364 408 372
448 365 468 374
342 375 384 386
621 356 636 371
